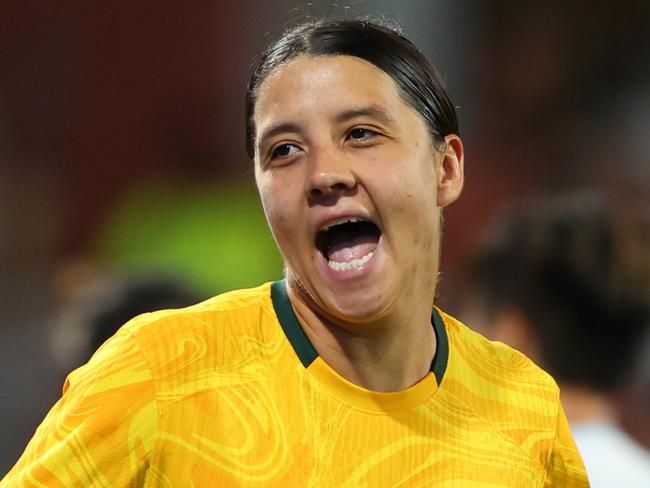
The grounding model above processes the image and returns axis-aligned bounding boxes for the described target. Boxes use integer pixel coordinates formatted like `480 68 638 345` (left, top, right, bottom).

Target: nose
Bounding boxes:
305 146 357 201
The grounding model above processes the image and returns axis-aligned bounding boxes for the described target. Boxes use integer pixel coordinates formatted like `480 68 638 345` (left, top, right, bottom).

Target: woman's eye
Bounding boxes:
271 143 300 159
348 128 378 141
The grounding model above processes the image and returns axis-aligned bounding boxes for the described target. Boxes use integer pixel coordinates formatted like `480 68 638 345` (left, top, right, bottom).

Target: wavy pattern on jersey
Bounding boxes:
295 394 549 487
440 312 562 472
2 283 588 487
2 331 156 487
128 301 295 485
154 369 291 482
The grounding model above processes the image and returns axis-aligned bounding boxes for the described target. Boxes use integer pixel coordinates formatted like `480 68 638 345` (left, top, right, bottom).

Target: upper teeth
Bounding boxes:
320 217 366 232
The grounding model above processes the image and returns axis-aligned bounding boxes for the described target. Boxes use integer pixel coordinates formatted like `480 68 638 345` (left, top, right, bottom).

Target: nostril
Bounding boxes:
309 182 346 198
305 166 357 201
331 182 349 192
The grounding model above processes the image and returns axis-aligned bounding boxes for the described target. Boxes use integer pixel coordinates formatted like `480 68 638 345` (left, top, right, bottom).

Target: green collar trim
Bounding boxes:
270 280 449 383
430 307 449 384
271 280 318 367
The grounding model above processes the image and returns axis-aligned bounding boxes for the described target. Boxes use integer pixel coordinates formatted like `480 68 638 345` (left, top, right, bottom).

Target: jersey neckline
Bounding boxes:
270 280 449 412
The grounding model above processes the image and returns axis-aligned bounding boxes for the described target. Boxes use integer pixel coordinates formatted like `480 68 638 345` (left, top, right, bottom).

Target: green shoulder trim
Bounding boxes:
431 308 449 384
270 280 318 367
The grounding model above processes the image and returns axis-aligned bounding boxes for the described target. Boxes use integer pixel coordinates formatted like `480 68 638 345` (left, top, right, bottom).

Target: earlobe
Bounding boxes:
436 134 464 207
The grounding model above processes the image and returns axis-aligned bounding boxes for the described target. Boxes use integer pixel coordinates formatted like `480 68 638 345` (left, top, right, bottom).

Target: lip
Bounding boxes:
311 209 383 283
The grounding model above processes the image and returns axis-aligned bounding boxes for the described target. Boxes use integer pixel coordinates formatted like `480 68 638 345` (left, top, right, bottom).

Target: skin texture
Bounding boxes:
254 55 464 391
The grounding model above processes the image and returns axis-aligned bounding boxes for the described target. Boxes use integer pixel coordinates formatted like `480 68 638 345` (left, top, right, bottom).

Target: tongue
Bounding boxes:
327 234 378 263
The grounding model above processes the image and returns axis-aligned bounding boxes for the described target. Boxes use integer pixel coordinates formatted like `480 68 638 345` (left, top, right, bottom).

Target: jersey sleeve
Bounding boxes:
544 404 590 487
1 328 157 487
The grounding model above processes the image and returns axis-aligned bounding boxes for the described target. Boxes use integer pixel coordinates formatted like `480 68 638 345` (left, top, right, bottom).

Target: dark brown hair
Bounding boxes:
245 19 459 159
466 193 650 391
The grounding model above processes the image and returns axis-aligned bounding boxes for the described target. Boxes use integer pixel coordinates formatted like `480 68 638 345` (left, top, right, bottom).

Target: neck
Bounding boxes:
560 384 617 425
287 281 436 392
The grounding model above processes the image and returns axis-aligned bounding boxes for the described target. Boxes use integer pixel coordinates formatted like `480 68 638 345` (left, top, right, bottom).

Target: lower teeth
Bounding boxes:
328 251 374 271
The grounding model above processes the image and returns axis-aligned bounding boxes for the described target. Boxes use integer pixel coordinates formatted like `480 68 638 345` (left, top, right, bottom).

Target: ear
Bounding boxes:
436 134 464 207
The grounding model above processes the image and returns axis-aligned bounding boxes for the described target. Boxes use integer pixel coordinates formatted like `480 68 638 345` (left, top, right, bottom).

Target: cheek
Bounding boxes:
258 186 296 243
256 181 279 227
393 179 440 253
262 199 287 232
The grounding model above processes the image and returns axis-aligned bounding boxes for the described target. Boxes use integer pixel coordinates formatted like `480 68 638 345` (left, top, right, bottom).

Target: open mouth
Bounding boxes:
315 218 382 272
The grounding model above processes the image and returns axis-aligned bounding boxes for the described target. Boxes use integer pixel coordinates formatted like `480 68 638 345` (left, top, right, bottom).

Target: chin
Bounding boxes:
288 270 382 320
318 283 393 325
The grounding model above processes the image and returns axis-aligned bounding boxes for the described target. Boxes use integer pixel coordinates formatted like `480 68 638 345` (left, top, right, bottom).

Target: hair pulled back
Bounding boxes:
245 19 459 158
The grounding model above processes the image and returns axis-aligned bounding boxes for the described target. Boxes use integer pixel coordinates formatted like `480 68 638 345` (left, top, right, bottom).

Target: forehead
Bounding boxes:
254 55 412 130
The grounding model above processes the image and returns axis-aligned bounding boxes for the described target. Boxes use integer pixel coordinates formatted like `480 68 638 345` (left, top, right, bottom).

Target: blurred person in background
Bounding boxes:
2 19 588 486
48 264 201 375
459 192 650 487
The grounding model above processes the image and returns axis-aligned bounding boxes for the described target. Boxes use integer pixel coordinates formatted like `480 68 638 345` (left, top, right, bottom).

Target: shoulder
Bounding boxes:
438 310 564 466
115 282 281 389
1 324 159 485
122 281 277 346
440 309 559 397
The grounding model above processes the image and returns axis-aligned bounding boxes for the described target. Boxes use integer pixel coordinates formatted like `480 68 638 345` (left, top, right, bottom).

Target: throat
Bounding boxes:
285 279 438 392
315 321 437 392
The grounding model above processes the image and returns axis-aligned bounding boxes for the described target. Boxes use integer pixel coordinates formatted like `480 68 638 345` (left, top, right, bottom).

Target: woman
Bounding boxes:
2 19 588 487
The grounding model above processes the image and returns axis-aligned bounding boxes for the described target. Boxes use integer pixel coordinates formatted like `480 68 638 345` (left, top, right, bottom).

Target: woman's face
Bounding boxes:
253 55 462 324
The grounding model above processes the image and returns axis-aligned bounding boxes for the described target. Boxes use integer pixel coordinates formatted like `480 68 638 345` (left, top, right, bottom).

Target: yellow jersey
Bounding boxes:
2 281 588 487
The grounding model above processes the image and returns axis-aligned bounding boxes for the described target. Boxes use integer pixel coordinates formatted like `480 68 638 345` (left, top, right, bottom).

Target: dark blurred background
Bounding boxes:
1 0 648 475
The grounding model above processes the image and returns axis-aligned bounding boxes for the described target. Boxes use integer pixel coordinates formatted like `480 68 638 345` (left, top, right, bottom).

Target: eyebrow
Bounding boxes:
334 105 397 126
257 122 303 153
256 105 396 153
